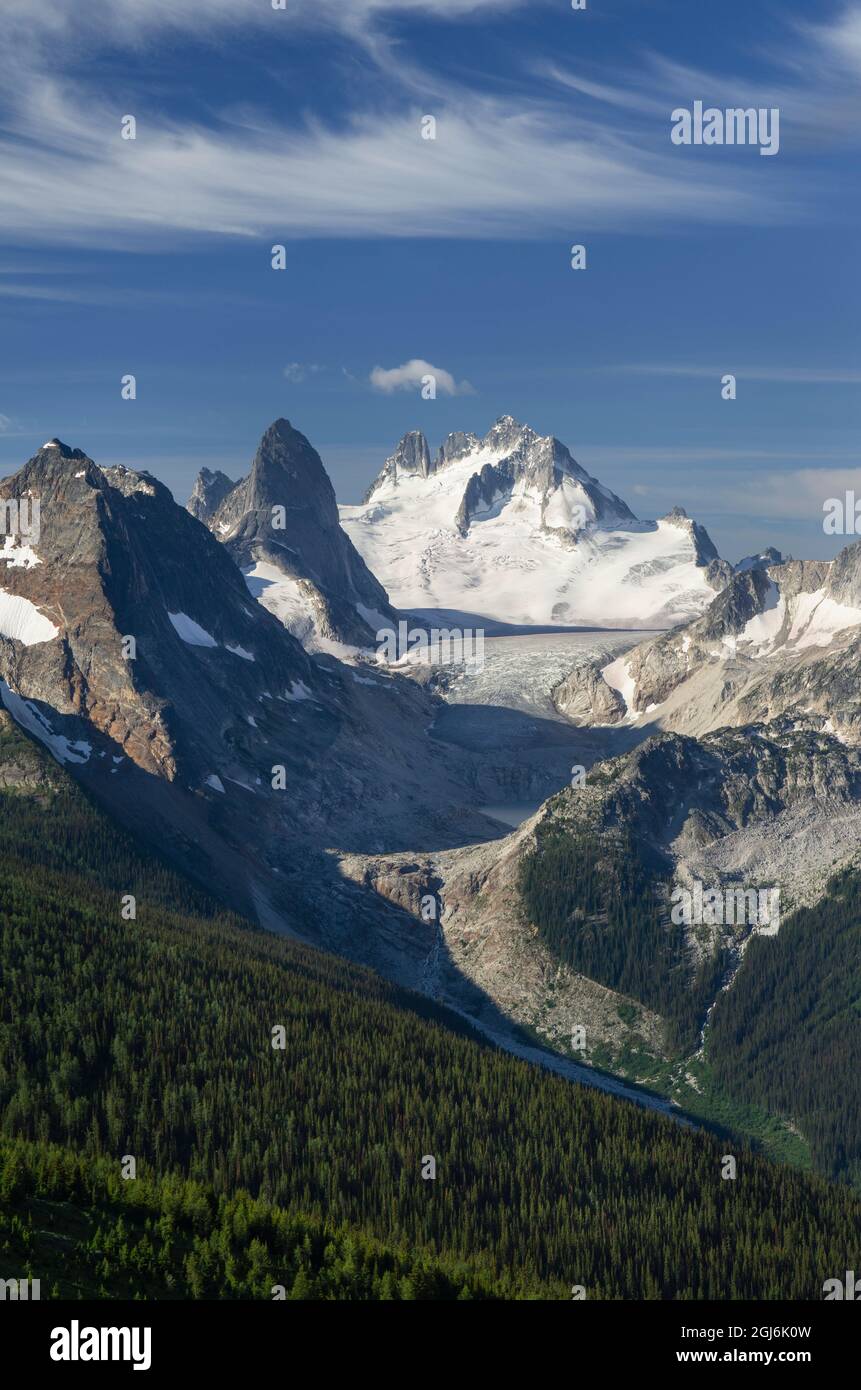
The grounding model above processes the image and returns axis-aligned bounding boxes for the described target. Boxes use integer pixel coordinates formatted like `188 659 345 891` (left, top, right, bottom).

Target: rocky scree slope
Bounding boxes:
337 717 861 1071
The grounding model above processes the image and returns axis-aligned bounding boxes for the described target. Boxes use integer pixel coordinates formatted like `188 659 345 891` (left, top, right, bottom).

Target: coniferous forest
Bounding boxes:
708 867 861 1189
518 821 727 1056
1 717 860 1299
518 806 861 1193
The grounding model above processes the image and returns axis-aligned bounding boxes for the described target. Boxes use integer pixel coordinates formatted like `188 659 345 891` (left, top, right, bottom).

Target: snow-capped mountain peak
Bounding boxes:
342 417 725 629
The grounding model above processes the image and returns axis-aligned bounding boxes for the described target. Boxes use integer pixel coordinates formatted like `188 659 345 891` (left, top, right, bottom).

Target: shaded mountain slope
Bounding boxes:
1 712 860 1300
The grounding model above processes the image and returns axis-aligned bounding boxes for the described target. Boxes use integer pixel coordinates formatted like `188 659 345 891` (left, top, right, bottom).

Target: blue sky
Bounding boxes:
0 0 858 562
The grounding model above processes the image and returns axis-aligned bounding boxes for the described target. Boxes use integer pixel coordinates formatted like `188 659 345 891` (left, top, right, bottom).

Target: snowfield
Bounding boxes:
0 589 59 645
340 422 719 629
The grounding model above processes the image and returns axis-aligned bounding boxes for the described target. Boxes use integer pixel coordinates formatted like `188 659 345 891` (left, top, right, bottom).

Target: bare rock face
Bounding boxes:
0 436 316 782
662 507 719 562
187 467 236 523
572 721 861 942
554 660 628 725
0 709 64 794
361 719 860 1074
338 812 669 1071
436 430 479 467
362 430 433 502
461 424 636 537
660 509 731 593
6 433 858 1118
364 416 637 538
0 432 503 935
735 547 785 574
194 419 397 647
827 541 861 607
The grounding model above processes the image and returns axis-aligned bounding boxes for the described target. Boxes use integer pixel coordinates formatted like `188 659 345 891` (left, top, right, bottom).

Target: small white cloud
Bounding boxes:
369 358 474 395
0 414 11 432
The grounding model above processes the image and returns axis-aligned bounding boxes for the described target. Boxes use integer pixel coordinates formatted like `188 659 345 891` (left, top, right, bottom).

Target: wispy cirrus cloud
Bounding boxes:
0 270 258 309
545 3 861 154
0 74 791 249
0 2 857 249
0 0 534 51
799 3 861 77
750 468 861 520
673 466 861 525
577 449 861 552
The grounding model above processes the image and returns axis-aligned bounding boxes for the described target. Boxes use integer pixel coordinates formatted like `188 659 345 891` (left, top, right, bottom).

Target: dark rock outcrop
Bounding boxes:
187 467 236 523
193 419 397 646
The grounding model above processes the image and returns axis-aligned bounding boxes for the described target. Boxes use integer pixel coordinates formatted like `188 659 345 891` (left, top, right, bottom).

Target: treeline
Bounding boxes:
708 867 861 1188
518 823 725 1054
0 1138 513 1300
2 719 861 1298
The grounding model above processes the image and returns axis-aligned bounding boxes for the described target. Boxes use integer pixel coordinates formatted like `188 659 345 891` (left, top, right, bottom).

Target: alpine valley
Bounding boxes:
2 417 860 1300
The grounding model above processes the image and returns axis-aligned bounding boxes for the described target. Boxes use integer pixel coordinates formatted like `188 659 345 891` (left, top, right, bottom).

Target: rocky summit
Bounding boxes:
0 432 497 933
190 419 397 650
341 416 727 629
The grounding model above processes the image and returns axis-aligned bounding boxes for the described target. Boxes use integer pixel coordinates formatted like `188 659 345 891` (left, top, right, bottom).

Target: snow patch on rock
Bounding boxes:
601 655 636 715
0 588 58 644
0 536 42 569
168 611 218 648
0 681 91 764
